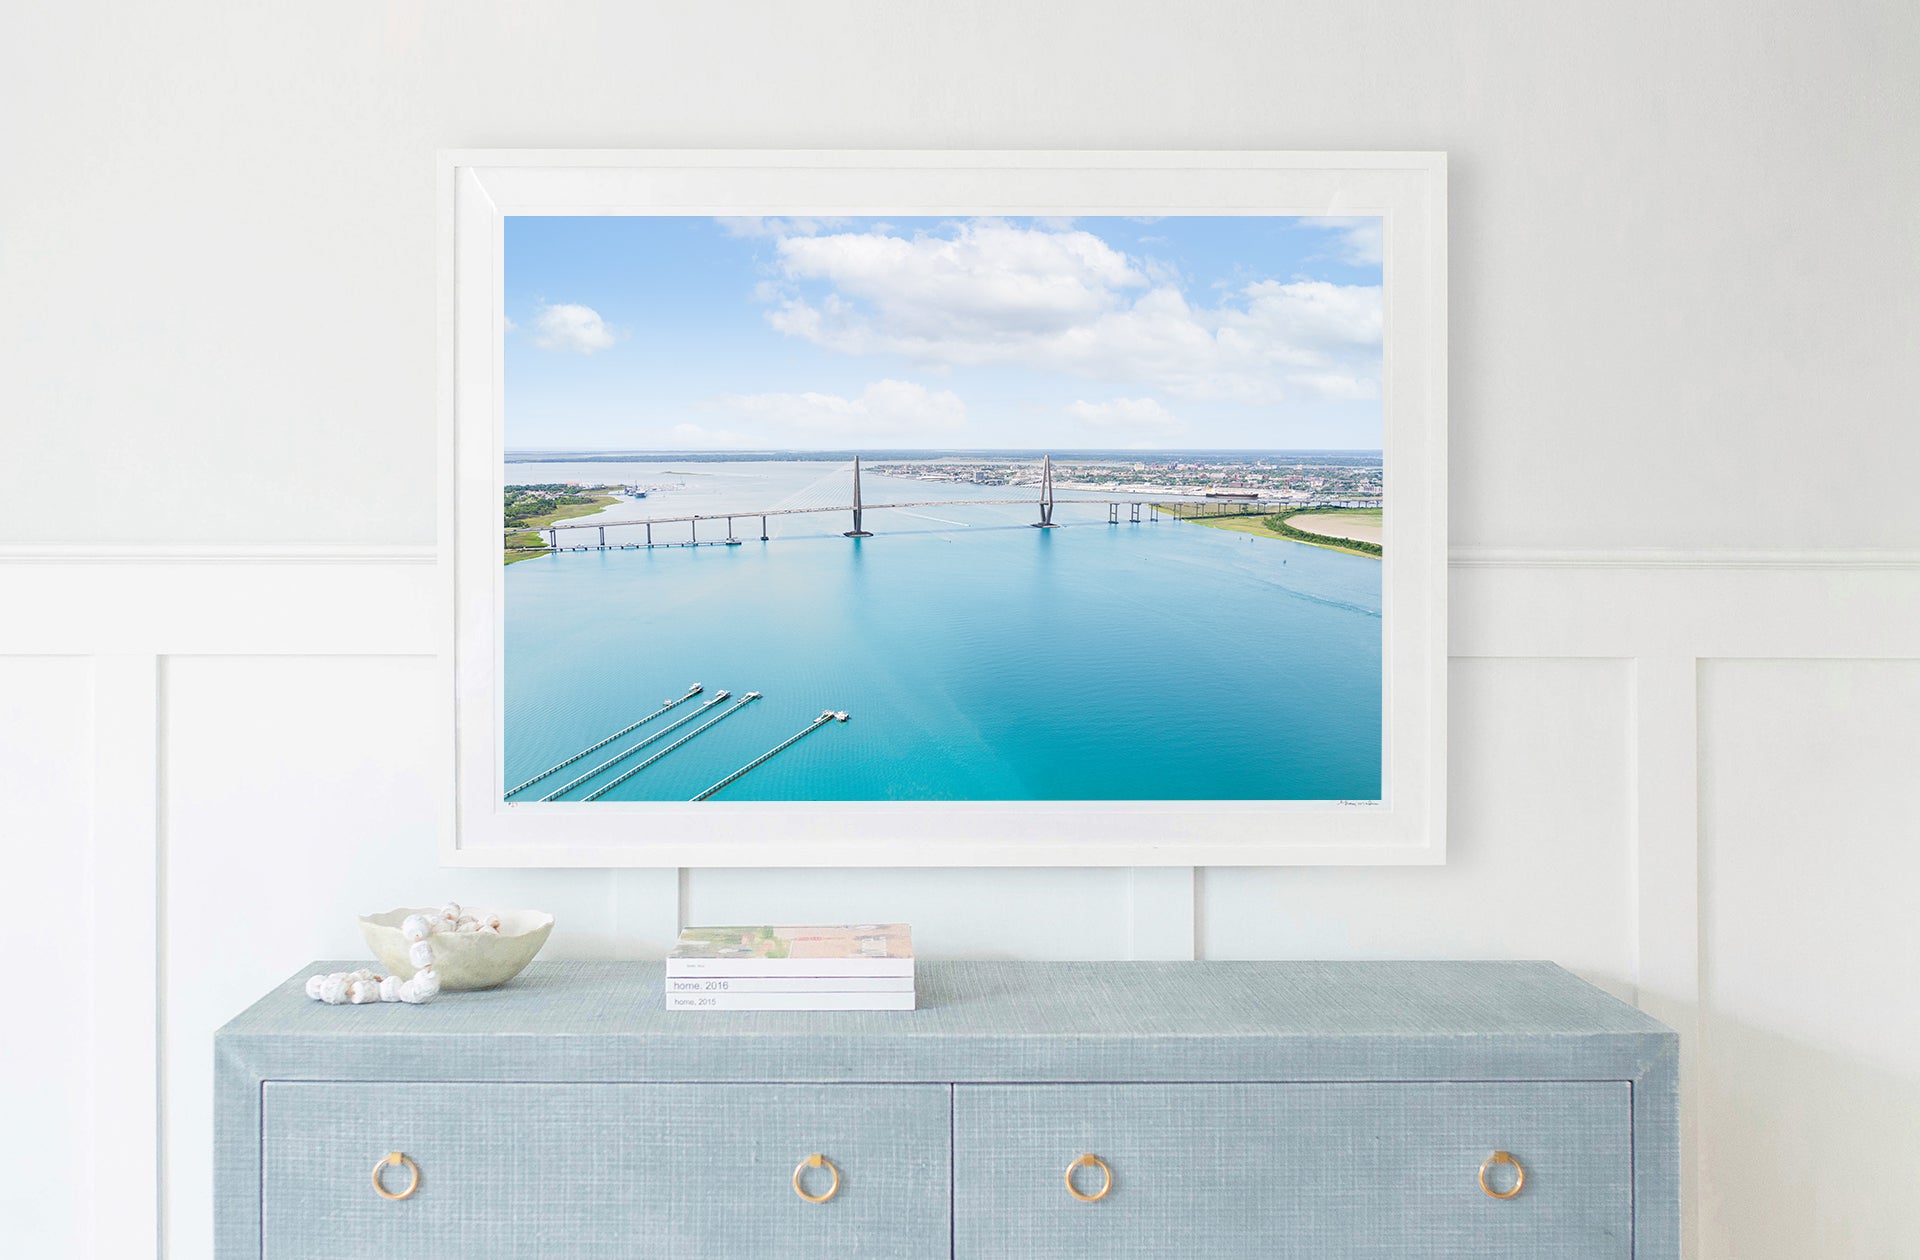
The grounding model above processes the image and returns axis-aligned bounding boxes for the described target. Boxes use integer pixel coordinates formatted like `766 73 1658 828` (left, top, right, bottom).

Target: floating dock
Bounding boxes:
690 709 847 802
504 685 702 800
582 692 762 802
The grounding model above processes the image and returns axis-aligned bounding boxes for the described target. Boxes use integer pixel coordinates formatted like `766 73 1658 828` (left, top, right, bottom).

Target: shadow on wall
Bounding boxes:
1699 1012 1920 1259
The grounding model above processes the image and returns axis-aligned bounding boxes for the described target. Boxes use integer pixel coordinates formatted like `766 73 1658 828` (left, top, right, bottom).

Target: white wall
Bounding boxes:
0 660 93 1250
3 4 1917 1259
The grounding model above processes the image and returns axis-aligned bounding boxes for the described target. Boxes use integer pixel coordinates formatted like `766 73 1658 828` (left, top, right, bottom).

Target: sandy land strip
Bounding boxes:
1286 510 1382 545
1156 506 1380 558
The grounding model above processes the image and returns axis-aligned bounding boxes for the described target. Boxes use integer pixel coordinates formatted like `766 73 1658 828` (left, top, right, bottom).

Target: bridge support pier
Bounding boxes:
645 522 652 547
1108 502 1119 524
1032 453 1059 528
725 517 741 546
1130 502 1141 523
598 526 605 548
760 515 769 541
843 455 874 537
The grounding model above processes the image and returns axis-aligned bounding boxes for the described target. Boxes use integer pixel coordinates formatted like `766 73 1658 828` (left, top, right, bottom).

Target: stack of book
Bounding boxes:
664 924 914 1011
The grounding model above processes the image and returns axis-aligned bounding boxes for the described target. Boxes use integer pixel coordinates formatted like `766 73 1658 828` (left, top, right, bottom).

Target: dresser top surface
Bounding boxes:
224 959 1668 1045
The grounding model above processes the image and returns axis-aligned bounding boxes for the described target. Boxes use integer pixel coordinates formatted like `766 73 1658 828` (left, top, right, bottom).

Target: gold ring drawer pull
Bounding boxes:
372 1151 420 1201
1065 1153 1112 1202
1479 1150 1525 1200
793 1153 840 1203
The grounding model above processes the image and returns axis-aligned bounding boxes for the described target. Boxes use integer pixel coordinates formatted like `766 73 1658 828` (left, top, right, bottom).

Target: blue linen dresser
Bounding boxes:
215 960 1679 1257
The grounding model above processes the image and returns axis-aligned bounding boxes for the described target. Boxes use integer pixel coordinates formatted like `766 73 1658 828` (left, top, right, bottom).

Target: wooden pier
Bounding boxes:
504 685 702 800
689 710 846 802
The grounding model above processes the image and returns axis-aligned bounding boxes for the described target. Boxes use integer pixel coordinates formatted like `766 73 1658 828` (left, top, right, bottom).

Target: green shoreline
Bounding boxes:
1154 505 1382 558
505 491 623 564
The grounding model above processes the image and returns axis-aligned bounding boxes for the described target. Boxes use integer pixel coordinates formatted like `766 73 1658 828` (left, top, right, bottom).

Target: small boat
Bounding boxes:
833 711 850 722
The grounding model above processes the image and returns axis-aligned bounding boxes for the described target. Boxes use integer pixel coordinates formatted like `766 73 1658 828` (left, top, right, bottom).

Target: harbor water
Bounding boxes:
504 461 1382 801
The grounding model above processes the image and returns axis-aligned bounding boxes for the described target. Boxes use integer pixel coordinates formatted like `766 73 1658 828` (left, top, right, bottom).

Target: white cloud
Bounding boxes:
530 302 619 354
1284 373 1374 400
713 379 966 441
1066 397 1186 442
717 216 851 239
1304 216 1384 267
755 220 1380 402
1227 279 1383 357
771 219 1147 344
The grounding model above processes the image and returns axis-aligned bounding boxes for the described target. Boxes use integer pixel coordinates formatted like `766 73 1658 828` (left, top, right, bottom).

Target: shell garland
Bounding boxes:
304 903 501 1006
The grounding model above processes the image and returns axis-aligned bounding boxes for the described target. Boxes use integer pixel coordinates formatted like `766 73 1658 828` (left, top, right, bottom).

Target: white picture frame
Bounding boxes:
442 149 1446 867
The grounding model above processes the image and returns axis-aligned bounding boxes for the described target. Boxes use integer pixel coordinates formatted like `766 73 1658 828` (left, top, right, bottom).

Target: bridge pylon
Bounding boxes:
1032 453 1059 528
843 455 874 537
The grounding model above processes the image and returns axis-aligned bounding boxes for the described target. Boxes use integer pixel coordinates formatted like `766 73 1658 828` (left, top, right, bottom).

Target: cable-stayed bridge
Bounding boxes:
514 454 1377 553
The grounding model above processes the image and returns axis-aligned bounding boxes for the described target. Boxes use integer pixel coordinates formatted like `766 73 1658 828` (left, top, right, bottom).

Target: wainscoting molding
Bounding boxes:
87 654 161 1259
6 544 1915 1259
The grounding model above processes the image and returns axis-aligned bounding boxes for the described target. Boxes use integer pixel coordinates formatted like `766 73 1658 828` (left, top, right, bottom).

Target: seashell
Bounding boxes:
379 975 404 1002
348 979 380 1004
439 902 461 923
317 974 349 1005
305 975 328 1000
401 914 434 942
358 906 554 991
398 970 438 1003
408 940 433 968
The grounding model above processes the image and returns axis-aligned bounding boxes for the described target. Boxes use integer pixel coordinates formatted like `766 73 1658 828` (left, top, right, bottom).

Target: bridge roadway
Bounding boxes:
542 496 1120 532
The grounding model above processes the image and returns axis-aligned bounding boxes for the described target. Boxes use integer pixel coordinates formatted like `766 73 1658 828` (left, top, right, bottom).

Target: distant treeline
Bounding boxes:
1264 510 1383 557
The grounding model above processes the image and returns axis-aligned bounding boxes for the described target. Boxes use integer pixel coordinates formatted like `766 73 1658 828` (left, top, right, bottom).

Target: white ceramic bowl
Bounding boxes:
358 907 555 991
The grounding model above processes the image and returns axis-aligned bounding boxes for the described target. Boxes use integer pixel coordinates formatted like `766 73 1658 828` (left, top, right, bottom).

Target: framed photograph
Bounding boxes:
443 150 1445 866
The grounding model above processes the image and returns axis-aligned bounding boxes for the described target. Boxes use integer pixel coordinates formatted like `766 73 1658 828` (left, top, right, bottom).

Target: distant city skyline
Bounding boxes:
506 215 1383 452
504 447 1383 459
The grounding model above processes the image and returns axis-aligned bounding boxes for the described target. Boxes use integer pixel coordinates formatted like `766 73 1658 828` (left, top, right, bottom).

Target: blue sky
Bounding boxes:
505 215 1383 451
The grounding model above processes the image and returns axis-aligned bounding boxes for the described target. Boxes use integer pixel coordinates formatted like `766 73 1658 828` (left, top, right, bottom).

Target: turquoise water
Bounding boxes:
503 463 1381 801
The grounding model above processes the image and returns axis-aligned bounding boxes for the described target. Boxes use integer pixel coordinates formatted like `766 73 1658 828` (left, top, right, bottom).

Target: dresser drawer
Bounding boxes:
953 1082 1633 1258
260 1082 949 1259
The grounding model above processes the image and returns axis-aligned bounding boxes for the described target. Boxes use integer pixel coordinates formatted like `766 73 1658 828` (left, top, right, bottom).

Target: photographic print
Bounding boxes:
500 214 1385 805
445 151 1444 864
